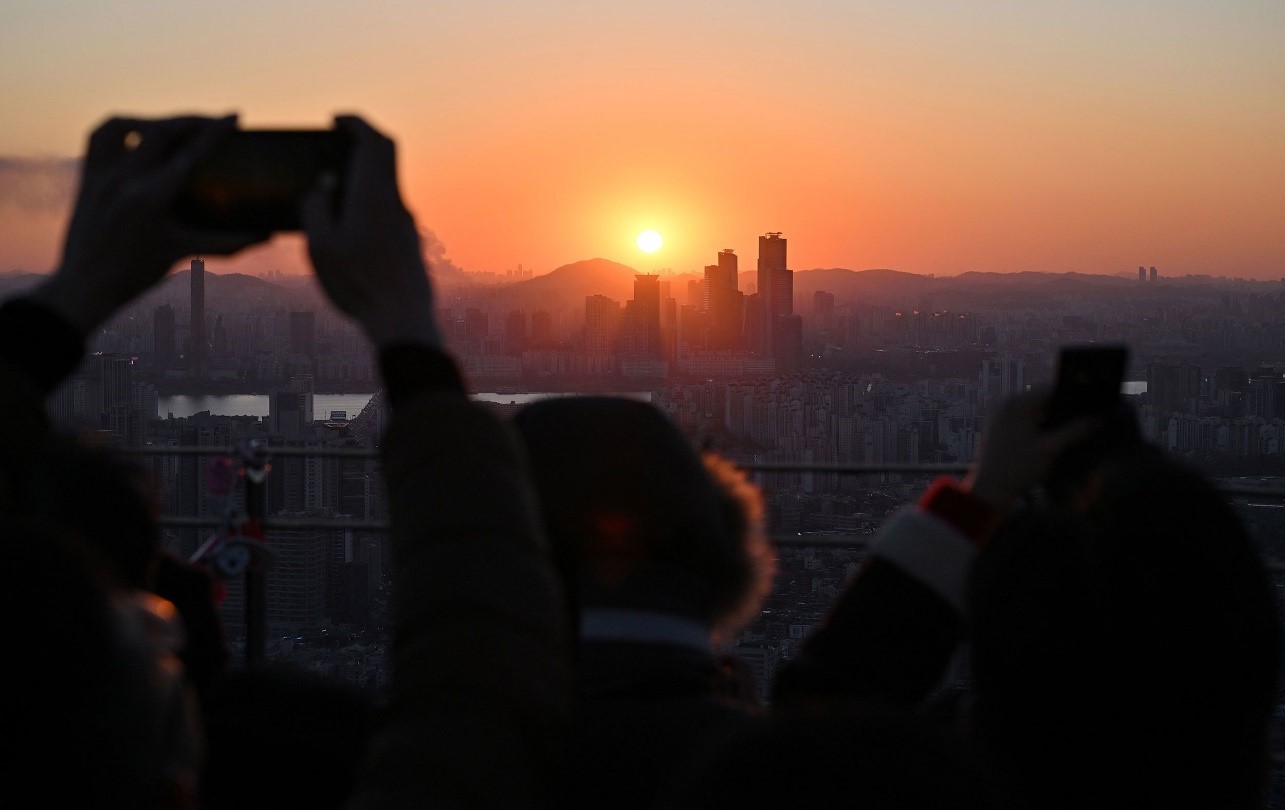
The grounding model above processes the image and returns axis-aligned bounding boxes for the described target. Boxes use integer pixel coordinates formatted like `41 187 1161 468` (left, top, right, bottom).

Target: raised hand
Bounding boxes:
301 115 442 349
31 115 269 334
965 388 1101 511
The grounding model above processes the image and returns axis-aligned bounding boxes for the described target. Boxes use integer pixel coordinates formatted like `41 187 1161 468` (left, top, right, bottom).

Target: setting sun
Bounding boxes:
636 230 663 254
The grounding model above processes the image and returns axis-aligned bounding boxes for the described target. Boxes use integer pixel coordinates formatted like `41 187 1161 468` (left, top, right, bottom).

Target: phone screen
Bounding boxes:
1044 345 1129 427
173 130 349 232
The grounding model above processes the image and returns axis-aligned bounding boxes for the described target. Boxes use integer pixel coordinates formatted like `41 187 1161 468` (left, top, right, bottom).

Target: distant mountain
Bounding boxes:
0 268 294 307
160 268 288 301
508 258 640 304
944 271 1134 288
0 271 44 299
792 268 935 303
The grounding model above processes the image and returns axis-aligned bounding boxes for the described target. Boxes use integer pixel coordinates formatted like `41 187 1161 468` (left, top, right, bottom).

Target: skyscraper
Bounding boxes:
290 310 316 355
706 249 744 349
505 309 528 353
189 257 206 377
1138 266 1147 283
1149 266 1158 282
154 304 177 361
757 233 791 354
630 274 662 358
584 295 620 352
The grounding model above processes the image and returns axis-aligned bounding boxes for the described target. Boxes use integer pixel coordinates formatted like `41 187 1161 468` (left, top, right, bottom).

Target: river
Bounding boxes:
156 391 652 419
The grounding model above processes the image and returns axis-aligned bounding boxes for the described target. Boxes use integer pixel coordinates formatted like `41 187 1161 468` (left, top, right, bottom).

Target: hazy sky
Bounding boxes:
2 1 1283 278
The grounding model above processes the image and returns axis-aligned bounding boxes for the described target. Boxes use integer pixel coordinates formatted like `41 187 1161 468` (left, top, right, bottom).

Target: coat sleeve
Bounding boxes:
346 392 571 809
773 499 980 709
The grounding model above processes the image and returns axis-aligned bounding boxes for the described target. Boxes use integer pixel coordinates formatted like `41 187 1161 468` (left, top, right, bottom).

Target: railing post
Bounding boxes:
239 441 270 664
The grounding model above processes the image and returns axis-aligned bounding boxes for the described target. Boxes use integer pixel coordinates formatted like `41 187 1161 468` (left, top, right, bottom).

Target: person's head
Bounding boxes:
702 452 775 643
969 452 1280 808
513 397 771 633
6 523 200 808
27 436 162 590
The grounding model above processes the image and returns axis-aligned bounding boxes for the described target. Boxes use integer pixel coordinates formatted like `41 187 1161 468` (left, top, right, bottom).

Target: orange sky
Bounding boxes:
2 1 1283 279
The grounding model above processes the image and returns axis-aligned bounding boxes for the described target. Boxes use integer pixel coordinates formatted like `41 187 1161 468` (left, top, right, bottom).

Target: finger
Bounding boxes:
335 114 397 201
84 116 152 173
299 180 336 238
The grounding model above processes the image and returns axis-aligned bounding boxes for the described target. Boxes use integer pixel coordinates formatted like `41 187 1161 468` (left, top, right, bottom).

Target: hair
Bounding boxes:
3 522 196 809
513 397 759 626
703 452 776 642
25 436 162 589
969 451 1280 808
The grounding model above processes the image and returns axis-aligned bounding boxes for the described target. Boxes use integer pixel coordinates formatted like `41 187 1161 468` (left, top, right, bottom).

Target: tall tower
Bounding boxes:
706 249 744 350
631 274 662 358
1138 266 1147 283
190 258 206 377
757 233 790 354
715 249 739 293
1149 266 1158 282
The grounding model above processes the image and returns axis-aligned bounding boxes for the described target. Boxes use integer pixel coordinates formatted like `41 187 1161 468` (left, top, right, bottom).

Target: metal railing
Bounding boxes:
132 445 1285 568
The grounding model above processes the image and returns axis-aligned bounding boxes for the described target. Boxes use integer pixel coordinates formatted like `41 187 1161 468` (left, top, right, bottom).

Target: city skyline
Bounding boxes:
1 2 1283 279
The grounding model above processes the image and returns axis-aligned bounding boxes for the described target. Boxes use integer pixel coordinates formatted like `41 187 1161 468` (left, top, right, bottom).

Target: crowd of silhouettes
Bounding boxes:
0 113 1279 809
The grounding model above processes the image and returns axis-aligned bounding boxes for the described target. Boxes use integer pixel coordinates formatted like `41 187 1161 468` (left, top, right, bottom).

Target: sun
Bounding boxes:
636 230 663 253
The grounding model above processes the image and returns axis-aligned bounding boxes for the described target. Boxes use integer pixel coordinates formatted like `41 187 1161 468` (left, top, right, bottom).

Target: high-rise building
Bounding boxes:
154 304 177 360
688 279 704 310
1138 266 1147 283
980 356 1026 414
190 257 205 376
289 311 316 355
531 310 553 347
756 233 791 355
505 309 527 353
263 523 328 634
1147 362 1201 410
584 295 620 352
706 249 744 350
814 290 835 318
711 249 739 296
756 233 797 367
1149 266 1158 282
629 274 662 358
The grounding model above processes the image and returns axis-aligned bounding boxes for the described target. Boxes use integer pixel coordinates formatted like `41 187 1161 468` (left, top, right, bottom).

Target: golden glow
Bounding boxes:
636 230 663 253
1 4 1282 277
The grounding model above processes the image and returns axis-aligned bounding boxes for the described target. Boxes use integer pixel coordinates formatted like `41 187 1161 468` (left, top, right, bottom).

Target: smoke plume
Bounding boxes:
0 157 79 213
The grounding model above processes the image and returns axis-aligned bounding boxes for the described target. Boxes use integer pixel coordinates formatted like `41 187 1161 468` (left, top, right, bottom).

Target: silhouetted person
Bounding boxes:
513 397 774 809
771 390 1279 807
970 449 1280 808
26 437 230 693
4 523 200 808
774 391 1099 710
0 112 572 809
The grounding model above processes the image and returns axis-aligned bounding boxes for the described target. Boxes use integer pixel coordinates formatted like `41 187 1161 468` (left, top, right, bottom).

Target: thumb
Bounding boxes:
300 176 336 239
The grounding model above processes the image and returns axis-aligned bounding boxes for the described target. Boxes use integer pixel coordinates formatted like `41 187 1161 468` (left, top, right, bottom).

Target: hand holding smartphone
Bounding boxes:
1043 345 1129 428
173 129 351 232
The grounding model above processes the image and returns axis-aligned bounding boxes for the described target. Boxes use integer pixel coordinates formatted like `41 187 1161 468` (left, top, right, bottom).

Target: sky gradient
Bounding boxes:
2 1 1283 279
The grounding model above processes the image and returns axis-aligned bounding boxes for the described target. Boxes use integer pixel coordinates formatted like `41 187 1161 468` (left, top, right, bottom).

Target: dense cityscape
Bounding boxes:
2 231 1279 695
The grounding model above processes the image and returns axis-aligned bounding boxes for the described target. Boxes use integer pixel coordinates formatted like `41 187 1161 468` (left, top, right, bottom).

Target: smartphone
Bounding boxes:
173 129 350 232
1043 345 1129 428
